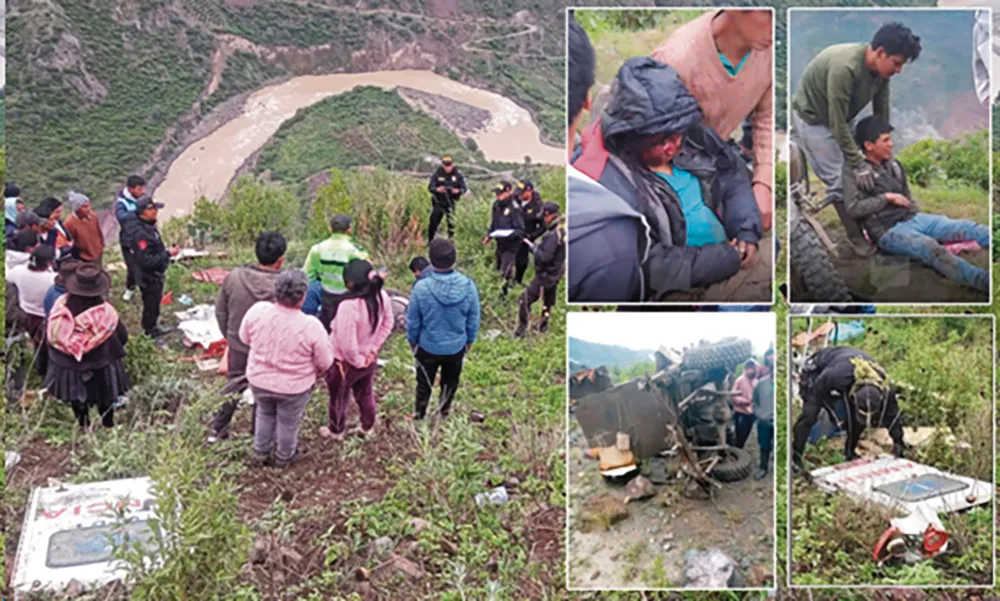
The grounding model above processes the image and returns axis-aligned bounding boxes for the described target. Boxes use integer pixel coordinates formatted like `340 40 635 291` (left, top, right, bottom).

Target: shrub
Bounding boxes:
221 176 297 244
307 169 354 242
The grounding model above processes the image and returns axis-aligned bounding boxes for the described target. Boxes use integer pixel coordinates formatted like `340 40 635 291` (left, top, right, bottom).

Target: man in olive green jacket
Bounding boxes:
791 22 921 254
303 214 369 331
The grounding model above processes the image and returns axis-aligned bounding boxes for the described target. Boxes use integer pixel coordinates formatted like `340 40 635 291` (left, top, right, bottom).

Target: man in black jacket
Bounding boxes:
483 181 525 298
124 197 178 337
792 346 905 472
514 179 545 286
516 202 565 337
427 156 467 241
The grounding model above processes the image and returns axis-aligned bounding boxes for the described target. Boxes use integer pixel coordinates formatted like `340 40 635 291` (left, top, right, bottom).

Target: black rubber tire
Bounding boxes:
710 446 753 483
789 217 853 303
388 296 408 335
682 337 752 371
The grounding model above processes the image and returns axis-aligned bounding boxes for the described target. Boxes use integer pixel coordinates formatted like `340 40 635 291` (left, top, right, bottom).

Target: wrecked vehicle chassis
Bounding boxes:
574 339 755 489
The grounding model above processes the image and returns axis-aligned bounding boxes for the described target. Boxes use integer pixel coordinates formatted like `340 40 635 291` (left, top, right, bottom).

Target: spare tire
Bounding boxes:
789 205 852 303
682 337 752 371
709 446 753 483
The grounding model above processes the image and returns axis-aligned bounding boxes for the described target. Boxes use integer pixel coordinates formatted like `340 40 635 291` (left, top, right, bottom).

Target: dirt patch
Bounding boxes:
398 86 492 136
827 234 988 304
566 423 773 589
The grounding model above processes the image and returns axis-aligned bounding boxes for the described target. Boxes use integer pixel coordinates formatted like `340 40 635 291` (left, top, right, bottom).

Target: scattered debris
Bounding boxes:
871 427 954 448
642 456 674 485
279 547 304 566
11 477 159 597
811 455 993 562
354 566 370 582
6 451 22 470
249 539 268 564
624 476 655 504
178 294 195 306
389 553 425 580
408 518 429 534
597 446 635 472
469 409 486 423
683 548 738 588
580 494 629 532
484 329 502 342
63 578 86 598
475 486 509 507
174 305 226 349
791 322 835 348
196 358 221 372
373 536 395 555
171 248 211 261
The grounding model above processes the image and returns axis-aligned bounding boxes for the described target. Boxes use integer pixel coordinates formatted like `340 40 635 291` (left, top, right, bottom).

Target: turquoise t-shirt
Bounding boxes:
656 168 727 247
719 51 750 76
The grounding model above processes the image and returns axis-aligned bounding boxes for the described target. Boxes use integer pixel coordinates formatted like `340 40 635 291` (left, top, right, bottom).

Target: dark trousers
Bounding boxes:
122 245 138 290
734 412 756 449
495 244 518 296
514 244 531 284
518 276 557 330
414 347 465 419
428 202 455 241
72 376 116 429
209 348 257 438
757 420 774 471
318 289 347 333
141 277 164 335
326 360 378 435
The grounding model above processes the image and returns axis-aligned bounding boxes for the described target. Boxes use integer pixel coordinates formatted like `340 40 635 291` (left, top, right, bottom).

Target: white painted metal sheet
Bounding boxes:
12 477 159 599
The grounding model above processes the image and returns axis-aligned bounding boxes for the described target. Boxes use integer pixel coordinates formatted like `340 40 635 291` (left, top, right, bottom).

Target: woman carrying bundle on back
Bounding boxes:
45 264 130 431
319 259 394 442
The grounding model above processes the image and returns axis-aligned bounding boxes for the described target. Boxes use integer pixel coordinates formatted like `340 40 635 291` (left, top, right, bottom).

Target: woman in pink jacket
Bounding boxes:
320 259 394 441
732 359 759 449
241 270 334 468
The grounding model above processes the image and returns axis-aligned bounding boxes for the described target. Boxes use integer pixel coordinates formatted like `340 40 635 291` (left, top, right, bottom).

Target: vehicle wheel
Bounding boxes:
682 337 752 371
709 446 753 483
790 217 852 303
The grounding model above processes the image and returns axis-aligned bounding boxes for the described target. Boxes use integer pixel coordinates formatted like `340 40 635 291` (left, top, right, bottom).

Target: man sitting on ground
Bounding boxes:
845 116 989 292
209 231 288 442
572 57 765 302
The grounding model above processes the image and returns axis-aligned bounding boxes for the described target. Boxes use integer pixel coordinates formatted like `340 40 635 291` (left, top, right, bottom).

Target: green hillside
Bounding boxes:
568 337 654 369
255 87 489 184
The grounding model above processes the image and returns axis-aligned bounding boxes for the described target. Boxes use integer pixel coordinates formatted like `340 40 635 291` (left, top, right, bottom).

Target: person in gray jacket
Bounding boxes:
845 116 989 293
752 349 775 480
208 231 287 442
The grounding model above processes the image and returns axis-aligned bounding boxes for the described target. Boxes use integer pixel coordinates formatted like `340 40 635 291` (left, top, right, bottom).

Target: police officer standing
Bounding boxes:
483 181 525 299
516 202 564 337
123 196 178 338
513 179 545 286
427 156 467 241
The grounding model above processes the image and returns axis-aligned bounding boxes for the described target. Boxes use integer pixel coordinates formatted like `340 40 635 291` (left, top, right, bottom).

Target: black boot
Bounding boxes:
538 309 550 333
755 448 770 480
514 324 526 338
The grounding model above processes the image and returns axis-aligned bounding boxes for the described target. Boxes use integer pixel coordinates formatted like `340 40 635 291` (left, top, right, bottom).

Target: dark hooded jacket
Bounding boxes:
428 166 467 208
800 347 895 409
572 57 762 300
216 265 283 354
519 190 546 241
532 217 566 286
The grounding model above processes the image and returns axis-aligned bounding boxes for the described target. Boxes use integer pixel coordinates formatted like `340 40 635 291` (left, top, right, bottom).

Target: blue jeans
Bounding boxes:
876 213 989 292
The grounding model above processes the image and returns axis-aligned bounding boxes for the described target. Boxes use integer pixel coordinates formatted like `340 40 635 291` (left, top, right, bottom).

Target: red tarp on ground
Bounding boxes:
192 268 229 285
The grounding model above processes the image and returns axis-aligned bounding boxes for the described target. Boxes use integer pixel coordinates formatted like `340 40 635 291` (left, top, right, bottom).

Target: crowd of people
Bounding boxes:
5 163 565 468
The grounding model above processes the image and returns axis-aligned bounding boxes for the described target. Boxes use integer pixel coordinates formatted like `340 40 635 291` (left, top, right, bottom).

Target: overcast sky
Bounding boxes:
569 312 776 355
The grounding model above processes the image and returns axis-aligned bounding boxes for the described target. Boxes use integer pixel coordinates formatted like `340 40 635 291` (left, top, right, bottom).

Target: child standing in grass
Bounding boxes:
319 259 393 441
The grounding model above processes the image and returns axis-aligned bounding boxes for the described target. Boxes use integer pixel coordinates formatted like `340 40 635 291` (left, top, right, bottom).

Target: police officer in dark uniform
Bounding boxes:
792 346 905 472
513 179 545 286
516 202 565 337
482 181 525 298
427 156 467 241
124 196 178 338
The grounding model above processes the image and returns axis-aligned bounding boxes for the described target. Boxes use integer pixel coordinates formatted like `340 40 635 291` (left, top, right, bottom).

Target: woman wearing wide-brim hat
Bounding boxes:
44 264 131 431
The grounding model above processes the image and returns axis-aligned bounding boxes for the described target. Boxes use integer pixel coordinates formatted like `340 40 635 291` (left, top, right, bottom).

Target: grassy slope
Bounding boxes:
254 87 491 184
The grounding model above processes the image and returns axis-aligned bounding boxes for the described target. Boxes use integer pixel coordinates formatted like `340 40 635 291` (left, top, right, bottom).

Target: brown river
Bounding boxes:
156 70 564 217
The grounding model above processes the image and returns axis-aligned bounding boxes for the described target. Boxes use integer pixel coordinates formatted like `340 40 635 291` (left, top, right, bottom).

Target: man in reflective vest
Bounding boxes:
303 213 369 331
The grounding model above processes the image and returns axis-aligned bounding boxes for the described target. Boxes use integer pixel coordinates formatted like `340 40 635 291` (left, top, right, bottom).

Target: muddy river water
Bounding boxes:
156 70 563 217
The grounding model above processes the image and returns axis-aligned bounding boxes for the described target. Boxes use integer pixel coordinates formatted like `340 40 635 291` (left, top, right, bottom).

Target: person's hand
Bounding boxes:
854 163 877 191
752 183 772 231
522 238 534 249
482 236 491 246
885 192 910 208
168 246 180 257
436 186 446 193
466 343 472 352
451 188 460 195
729 239 757 269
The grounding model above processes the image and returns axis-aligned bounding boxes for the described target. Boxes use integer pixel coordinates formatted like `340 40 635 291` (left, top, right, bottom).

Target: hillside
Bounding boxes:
568 337 654 369
254 86 495 184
